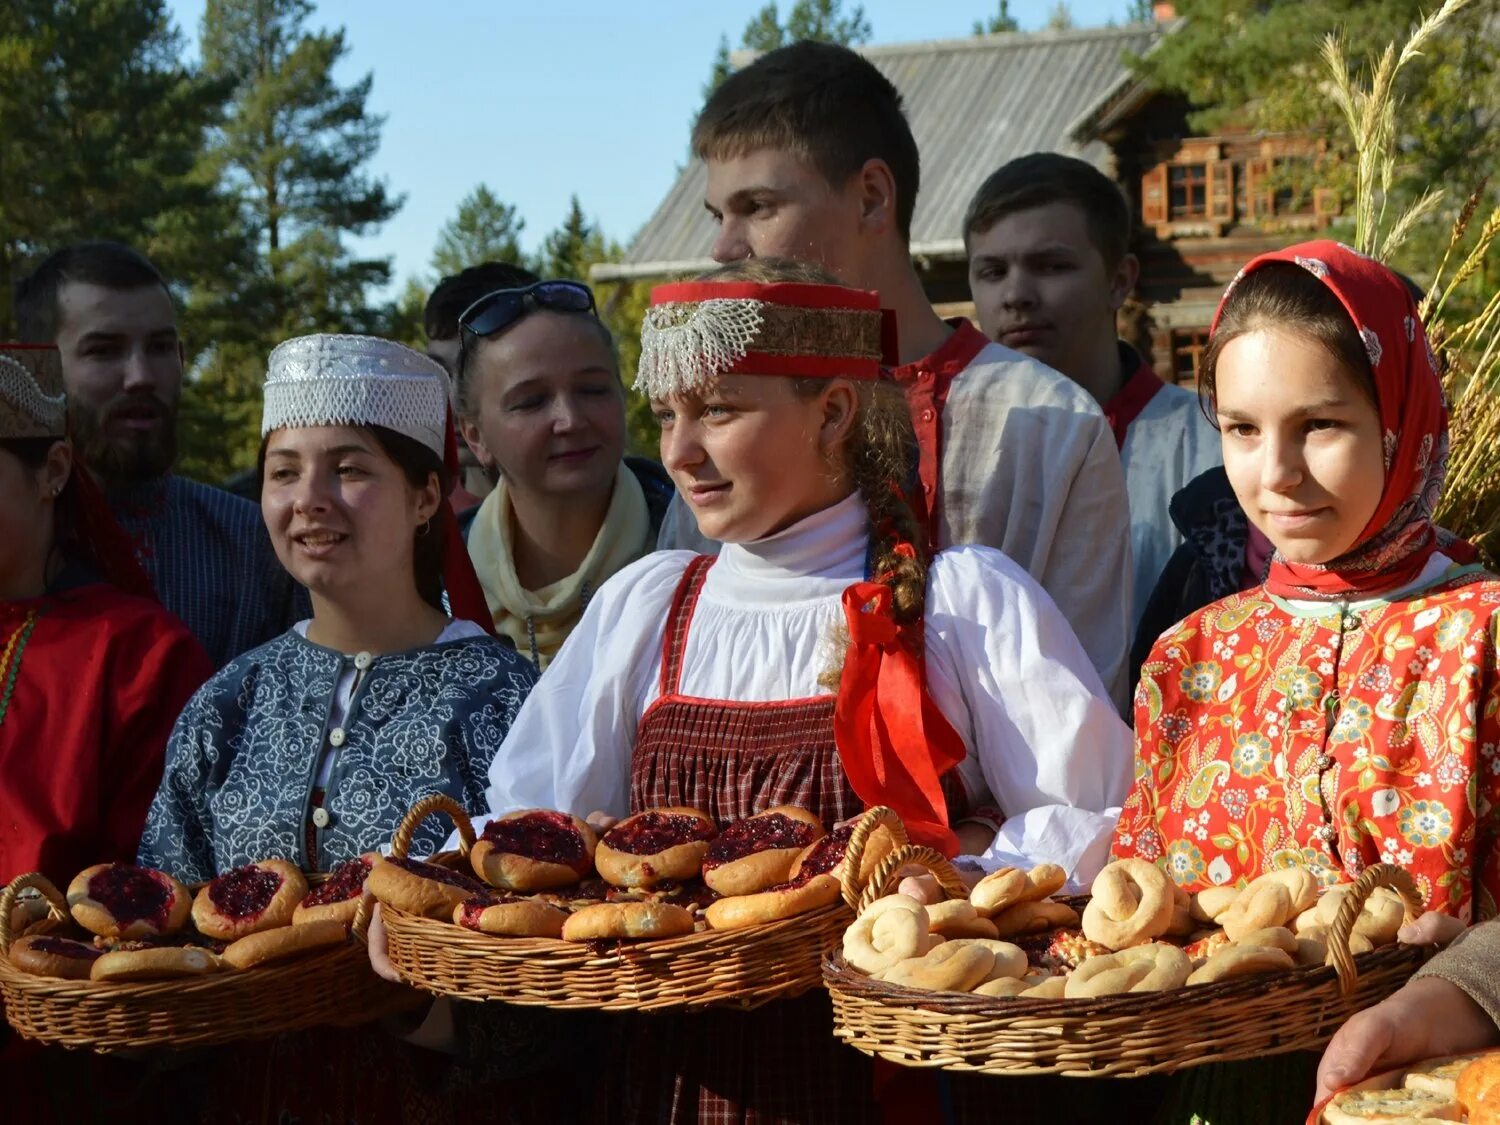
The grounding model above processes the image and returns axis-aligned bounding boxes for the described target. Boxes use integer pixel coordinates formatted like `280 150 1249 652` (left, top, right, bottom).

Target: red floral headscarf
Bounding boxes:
1211 240 1476 600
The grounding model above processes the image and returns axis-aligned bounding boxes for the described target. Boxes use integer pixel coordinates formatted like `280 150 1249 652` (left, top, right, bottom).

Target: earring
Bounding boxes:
417 518 432 538
51 485 62 499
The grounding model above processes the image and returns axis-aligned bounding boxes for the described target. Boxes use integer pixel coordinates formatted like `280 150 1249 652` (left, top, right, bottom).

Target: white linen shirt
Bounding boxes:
478 494 1132 888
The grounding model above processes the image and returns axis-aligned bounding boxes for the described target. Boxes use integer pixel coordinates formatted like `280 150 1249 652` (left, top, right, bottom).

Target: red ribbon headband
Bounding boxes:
636 281 897 397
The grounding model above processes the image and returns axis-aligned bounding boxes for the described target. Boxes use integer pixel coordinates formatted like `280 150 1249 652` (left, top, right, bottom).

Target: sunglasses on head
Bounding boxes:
458 280 596 340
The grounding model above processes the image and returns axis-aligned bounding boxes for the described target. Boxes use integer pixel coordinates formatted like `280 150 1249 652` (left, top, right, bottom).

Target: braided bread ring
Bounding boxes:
990 899 1080 938
881 942 995 993
844 898 929 975
1185 945 1295 985
1220 883 1293 942
1064 943 1192 998
1190 886 1241 924
943 938 1028 981
1082 859 1175 950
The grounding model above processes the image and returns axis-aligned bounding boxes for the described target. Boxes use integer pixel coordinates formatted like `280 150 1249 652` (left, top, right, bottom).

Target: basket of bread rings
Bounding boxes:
822 847 1437 1077
0 852 419 1051
374 794 908 1011
1309 1048 1500 1124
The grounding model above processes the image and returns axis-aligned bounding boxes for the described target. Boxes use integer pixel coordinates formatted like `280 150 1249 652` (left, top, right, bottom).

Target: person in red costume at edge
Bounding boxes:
1113 241 1500 1122
0 343 211 1117
369 259 1131 1125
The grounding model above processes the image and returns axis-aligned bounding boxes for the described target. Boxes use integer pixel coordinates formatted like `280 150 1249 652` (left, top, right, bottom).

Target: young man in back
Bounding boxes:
660 40 1133 707
964 153 1221 639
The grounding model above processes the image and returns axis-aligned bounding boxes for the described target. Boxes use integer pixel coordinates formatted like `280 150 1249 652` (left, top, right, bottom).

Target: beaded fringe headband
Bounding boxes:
262 333 450 457
635 281 894 399
0 344 67 440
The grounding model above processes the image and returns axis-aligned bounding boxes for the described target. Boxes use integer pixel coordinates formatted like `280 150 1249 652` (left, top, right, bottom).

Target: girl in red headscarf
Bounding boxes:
1116 240 1499 923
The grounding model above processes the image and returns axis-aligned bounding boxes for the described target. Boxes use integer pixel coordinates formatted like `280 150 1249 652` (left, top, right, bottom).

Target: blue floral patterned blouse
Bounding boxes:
139 628 537 882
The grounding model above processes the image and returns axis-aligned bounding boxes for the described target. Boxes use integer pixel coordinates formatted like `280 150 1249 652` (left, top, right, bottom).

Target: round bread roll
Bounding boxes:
293 854 376 927
787 821 902 890
990 899 1080 939
1185 945 1295 985
67 863 191 940
192 859 307 941
703 870 841 931
91 944 221 982
595 807 717 889
470 809 598 892
366 855 488 920
7 934 103 979
560 901 695 942
1082 859 1175 950
701 807 823 896
221 919 348 970
454 895 568 938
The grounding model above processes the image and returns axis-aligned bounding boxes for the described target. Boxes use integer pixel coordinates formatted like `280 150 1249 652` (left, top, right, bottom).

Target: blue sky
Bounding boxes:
167 1 1136 294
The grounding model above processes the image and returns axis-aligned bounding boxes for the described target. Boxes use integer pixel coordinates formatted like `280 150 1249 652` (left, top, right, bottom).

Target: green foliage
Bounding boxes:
541 196 609 282
0 0 240 340
973 1 1020 34
1045 3 1075 30
431 185 526 279
176 0 403 482
1126 0 1154 22
703 0 872 94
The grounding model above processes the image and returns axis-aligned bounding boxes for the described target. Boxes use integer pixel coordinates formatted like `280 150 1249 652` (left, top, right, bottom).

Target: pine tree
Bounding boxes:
431 186 528 279
541 196 606 282
200 0 401 339
0 0 237 339
973 1 1021 35
703 0 872 94
1045 3 1075 30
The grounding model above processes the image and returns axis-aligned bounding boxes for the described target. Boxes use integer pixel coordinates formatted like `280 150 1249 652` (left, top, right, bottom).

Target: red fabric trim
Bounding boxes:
657 555 714 698
649 281 880 311
1103 356 1166 451
833 579 965 856
69 459 157 601
721 350 880 380
886 319 989 551
440 406 495 634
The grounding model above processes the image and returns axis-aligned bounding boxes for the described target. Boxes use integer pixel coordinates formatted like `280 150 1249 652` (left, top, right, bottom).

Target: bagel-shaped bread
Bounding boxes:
991 899 1080 939
560 901 695 942
843 896 929 975
1082 859 1175 950
366 855 488 920
703 871 840 931
90 944 221 982
1220 883 1294 942
1167 885 1196 937
881 942 995 993
1065 943 1191 997
1250 867 1318 914
1185 944 1295 985
970 863 1066 918
1020 974 1068 999
1322 1087 1461 1124
454 895 568 938
470 809 598 892
1190 885 1241 925
1228 925 1298 954
293 854 376 927
701 807 823 896
7 935 104 979
942 938 1028 982
221 919 347 970
67 863 191 940
594 807 716 889
192 859 307 941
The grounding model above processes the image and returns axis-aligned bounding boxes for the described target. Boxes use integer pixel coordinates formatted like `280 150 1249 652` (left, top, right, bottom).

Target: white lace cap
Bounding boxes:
636 298 765 399
262 334 450 456
0 345 66 439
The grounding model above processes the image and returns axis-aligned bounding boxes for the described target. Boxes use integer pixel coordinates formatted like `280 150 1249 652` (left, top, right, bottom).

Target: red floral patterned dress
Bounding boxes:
1115 566 1500 922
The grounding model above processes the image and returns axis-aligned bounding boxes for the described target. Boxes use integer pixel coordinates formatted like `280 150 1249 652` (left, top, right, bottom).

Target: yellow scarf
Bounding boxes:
468 465 651 669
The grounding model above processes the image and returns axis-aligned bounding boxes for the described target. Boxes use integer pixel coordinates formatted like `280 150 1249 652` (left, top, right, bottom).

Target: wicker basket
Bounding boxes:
0 867 418 1052
824 859 1433 1078
380 795 907 1011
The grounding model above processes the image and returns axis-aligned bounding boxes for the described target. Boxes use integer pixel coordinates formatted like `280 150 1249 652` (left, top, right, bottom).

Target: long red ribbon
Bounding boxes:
833 580 965 856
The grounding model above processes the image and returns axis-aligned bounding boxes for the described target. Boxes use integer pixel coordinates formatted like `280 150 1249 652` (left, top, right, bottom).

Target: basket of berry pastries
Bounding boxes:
0 854 417 1052
822 851 1435 1077
374 794 908 1011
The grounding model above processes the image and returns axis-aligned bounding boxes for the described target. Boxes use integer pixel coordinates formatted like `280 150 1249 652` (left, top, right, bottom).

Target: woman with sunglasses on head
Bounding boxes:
455 280 672 669
1112 242 1500 1122
402 259 1130 1125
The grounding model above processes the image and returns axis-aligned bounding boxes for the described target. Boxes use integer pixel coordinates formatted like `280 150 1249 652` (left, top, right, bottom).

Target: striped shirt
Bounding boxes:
110 475 307 668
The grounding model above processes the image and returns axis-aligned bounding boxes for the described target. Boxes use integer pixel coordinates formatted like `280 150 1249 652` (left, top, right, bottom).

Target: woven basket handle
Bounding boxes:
0 872 68 956
840 806 910 910
856 843 969 915
1326 863 1423 997
389 793 477 862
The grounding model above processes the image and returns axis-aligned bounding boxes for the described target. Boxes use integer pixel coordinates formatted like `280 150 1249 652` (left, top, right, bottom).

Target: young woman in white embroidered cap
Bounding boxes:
380 260 1132 1125
139 334 538 883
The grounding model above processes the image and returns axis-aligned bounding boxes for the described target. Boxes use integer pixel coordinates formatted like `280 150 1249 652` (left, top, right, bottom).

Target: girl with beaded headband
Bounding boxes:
0 342 212 889
1107 241 1500 1120
397 260 1132 1124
